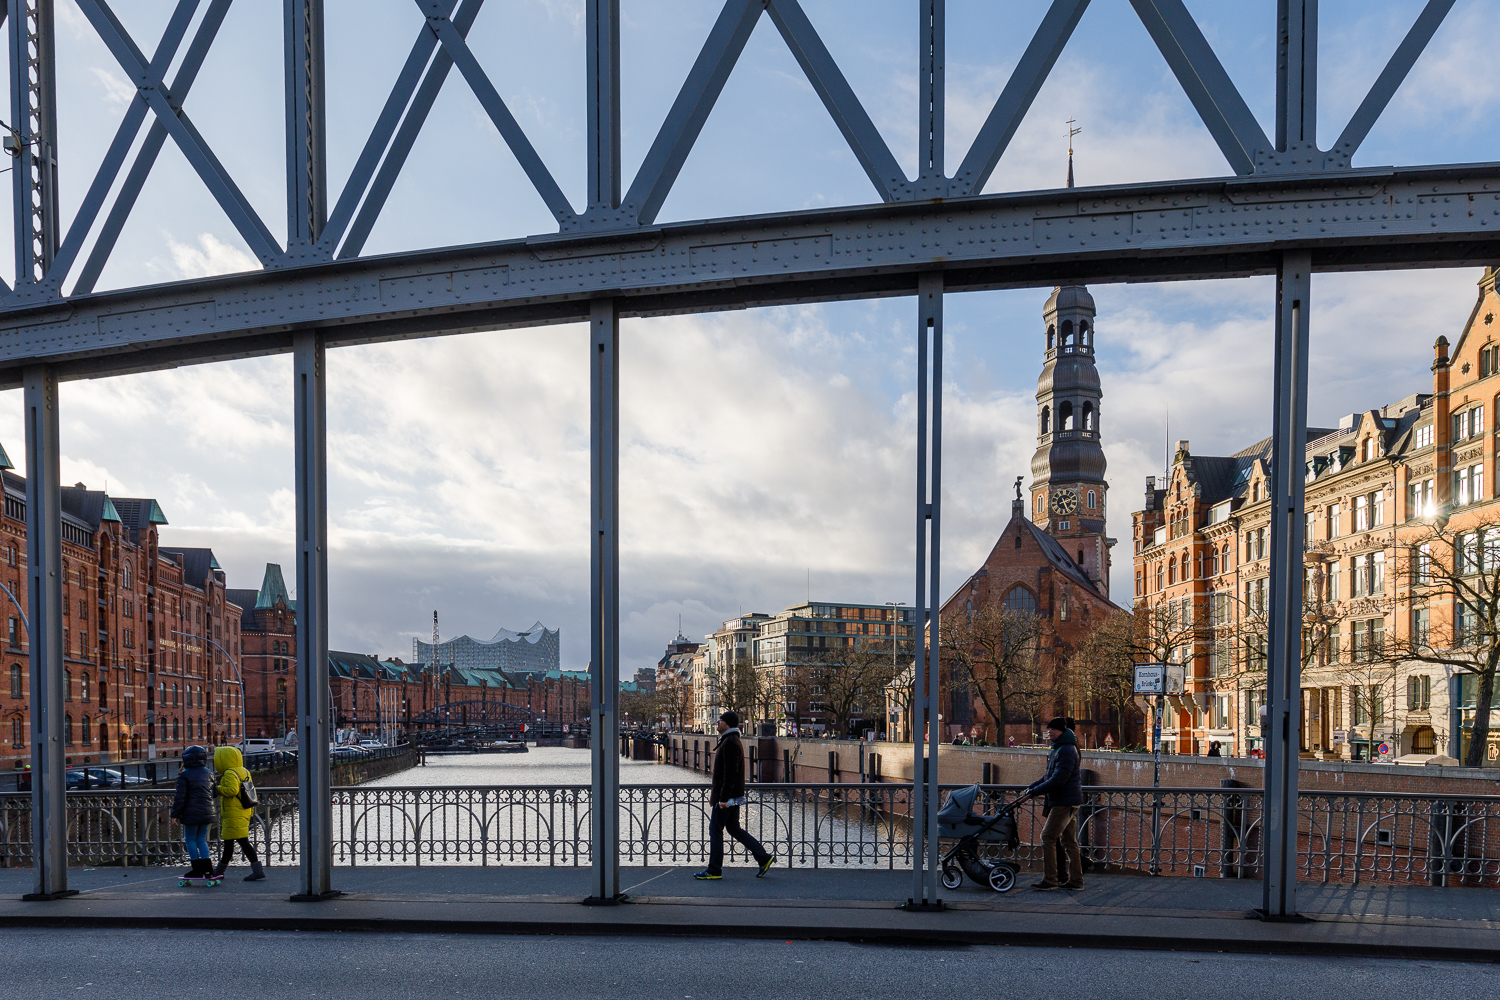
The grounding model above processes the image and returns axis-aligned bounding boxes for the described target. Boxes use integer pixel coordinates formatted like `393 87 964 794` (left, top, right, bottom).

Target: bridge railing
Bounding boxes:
0 784 1496 886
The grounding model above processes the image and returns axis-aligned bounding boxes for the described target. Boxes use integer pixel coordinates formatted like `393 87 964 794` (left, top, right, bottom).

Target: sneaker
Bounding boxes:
1064 883 1085 891
692 871 722 880
757 855 776 878
1031 881 1058 891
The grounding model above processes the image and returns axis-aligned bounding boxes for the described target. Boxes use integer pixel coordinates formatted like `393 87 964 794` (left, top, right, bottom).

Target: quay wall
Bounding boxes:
652 734 1500 797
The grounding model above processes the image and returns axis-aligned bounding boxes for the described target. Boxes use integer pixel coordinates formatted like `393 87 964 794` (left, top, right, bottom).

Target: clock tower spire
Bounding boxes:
1030 284 1111 597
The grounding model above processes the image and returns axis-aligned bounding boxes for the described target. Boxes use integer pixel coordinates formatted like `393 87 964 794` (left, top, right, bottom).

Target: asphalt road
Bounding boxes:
3 929 1494 999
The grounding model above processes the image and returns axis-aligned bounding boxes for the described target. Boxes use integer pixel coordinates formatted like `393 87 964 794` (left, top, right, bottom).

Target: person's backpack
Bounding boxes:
237 772 259 809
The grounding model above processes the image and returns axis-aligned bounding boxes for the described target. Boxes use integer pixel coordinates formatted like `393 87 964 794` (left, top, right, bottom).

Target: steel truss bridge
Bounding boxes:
4 0 1494 915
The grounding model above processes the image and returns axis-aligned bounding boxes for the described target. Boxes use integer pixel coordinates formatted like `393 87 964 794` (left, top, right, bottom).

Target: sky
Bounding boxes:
2 0 1497 676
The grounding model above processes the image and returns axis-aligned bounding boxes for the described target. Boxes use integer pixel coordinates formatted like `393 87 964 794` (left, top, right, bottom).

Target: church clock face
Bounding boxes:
1050 488 1080 516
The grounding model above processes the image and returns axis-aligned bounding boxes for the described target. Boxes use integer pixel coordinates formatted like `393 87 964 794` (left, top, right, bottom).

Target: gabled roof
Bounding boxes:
159 547 220 589
109 496 168 530
1020 516 1112 602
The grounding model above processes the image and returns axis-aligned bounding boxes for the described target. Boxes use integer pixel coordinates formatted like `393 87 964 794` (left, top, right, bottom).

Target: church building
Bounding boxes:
937 282 1135 748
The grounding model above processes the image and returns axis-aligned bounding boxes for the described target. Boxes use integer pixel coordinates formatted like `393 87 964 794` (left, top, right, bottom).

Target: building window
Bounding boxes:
1326 503 1341 539
1413 424 1433 449
81 715 90 744
1412 607 1430 647
80 672 89 703
64 714 72 746
11 718 20 748
6 617 15 648
63 669 71 701
1001 586 1039 616
1406 477 1434 519
1087 489 1096 509
1408 674 1432 710
9 663 18 699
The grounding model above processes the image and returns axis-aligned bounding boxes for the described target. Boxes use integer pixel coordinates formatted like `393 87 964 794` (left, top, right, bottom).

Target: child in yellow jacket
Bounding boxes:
212 746 265 881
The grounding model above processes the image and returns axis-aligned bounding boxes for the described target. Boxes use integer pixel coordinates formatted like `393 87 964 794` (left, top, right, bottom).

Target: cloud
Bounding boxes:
90 67 135 109
154 233 260 282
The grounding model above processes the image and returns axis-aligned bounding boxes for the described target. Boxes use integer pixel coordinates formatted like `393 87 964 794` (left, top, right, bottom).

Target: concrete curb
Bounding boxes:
1 892 1495 961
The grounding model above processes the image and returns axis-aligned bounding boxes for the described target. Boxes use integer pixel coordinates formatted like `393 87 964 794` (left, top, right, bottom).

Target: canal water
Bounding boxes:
277 746 902 868
365 746 709 788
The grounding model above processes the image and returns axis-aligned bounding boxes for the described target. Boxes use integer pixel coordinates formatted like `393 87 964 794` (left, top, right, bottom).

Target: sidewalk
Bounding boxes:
0 865 1495 960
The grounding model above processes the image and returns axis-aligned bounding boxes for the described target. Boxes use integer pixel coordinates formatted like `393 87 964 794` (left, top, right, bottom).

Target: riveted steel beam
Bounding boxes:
0 166 1498 387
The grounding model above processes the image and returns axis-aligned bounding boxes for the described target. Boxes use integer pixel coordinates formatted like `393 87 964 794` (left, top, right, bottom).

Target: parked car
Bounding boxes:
65 767 145 789
358 740 385 750
242 739 277 754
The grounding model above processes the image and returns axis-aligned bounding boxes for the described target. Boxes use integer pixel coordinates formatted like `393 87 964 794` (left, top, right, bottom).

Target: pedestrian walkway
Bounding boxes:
0 866 1494 960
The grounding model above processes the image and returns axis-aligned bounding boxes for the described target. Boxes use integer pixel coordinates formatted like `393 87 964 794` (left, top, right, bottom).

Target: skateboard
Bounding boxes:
178 876 223 887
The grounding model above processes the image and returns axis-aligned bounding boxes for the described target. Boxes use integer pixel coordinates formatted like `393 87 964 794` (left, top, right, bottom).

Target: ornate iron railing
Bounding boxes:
0 784 1496 886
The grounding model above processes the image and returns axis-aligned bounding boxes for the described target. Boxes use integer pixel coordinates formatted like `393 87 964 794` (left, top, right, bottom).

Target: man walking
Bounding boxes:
694 710 776 880
1022 716 1084 891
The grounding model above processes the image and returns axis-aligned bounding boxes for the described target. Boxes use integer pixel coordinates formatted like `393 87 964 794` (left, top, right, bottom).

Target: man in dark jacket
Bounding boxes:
693 711 775 880
1021 717 1084 891
170 745 217 880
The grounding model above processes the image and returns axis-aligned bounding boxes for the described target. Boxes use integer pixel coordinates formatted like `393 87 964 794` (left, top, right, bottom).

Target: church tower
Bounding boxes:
1030 284 1112 597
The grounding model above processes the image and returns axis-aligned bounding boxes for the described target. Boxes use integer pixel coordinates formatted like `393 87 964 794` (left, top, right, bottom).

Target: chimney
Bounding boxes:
1434 335 1453 508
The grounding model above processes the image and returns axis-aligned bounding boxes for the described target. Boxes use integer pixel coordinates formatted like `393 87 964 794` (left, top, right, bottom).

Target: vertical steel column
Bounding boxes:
1262 251 1310 919
588 298 621 903
292 331 336 901
909 272 944 910
586 0 620 214
914 0 945 196
22 365 71 900
284 0 326 253
1276 0 1317 151
9 0 58 291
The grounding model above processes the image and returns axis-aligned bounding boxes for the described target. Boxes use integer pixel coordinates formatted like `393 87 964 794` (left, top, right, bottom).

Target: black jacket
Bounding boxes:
1026 730 1083 808
710 729 747 805
171 760 217 826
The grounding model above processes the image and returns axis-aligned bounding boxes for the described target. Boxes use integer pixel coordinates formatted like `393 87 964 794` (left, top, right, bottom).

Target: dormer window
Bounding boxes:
1362 437 1377 462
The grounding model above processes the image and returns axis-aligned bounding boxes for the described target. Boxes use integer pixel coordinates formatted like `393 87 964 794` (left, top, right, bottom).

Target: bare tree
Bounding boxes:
813 640 903 737
714 652 763 726
940 601 1045 744
658 668 694 732
1069 611 1144 744
1385 517 1500 767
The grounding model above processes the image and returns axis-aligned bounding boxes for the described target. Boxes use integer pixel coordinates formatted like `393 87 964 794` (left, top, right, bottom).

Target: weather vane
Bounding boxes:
1066 118 1081 188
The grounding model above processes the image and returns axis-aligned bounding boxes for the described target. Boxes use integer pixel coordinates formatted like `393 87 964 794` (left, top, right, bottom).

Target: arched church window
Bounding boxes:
1060 320 1074 352
1087 490 1096 509
1083 402 1094 431
1079 321 1090 348
1060 401 1074 431
1001 586 1039 616
1040 406 1050 434
1046 324 1055 350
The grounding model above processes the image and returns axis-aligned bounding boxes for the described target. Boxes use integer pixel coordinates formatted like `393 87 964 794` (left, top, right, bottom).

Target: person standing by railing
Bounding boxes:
211 746 265 881
694 711 775 881
169 745 216 881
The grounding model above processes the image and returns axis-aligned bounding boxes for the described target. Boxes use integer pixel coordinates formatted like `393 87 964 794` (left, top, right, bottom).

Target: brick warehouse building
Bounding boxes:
0 464 243 771
933 283 1134 748
1132 267 1500 763
229 564 592 742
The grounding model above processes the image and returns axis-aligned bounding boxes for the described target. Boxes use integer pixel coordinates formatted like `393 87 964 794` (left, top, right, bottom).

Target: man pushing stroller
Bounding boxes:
1019 717 1084 891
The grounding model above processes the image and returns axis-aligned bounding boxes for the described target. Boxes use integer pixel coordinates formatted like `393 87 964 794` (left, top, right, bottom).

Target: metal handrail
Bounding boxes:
0 781 1495 887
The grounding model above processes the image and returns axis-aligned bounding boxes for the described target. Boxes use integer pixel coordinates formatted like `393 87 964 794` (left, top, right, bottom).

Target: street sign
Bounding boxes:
1134 664 1165 694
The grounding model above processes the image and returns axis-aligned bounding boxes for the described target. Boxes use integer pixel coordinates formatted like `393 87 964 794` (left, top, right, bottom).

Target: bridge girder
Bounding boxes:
0 165 1497 388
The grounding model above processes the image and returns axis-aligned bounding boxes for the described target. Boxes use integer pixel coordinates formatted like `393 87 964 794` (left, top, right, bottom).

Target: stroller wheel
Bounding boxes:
987 865 1016 893
941 865 964 891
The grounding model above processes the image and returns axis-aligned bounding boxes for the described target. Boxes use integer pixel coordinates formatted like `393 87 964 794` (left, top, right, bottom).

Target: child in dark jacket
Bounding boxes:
170 745 217 879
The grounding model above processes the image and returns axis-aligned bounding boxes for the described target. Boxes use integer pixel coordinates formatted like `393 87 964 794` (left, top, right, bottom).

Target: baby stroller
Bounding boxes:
937 783 1020 893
